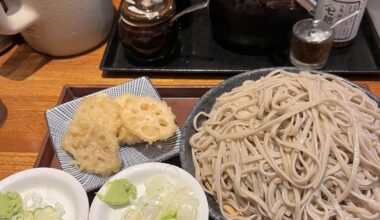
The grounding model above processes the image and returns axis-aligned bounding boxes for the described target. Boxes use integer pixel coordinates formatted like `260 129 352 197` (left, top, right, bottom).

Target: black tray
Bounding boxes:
100 9 380 75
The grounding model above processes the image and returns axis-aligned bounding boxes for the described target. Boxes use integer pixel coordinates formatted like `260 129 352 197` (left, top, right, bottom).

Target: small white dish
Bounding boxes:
0 168 89 220
89 162 209 220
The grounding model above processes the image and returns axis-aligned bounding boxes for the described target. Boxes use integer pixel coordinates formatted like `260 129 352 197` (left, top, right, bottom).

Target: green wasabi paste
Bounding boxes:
0 191 23 219
97 179 137 206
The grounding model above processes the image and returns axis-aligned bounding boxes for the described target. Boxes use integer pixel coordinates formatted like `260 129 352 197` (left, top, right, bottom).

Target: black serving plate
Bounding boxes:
179 67 380 220
100 9 380 75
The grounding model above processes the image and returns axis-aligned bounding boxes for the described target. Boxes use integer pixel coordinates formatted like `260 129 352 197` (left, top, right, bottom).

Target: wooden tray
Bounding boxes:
34 85 211 169
34 83 372 168
34 83 372 211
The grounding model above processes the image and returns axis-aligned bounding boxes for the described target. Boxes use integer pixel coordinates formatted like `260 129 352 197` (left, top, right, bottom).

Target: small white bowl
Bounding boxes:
0 168 89 220
89 162 209 220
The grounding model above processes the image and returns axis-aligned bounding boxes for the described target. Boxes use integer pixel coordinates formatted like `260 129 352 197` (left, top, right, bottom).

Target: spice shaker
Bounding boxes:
118 0 178 65
314 0 368 47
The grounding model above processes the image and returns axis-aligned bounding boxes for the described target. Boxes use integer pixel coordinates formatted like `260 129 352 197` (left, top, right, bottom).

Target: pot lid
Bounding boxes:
120 0 176 26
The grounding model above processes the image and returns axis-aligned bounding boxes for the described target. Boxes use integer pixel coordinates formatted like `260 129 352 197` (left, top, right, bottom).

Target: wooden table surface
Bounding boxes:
0 3 379 180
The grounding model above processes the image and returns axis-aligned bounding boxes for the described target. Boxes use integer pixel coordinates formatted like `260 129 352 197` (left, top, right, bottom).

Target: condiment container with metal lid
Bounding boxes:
120 0 175 26
290 19 335 69
118 0 178 64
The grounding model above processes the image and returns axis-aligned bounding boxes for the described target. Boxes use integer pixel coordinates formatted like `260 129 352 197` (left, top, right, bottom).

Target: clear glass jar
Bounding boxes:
290 19 334 69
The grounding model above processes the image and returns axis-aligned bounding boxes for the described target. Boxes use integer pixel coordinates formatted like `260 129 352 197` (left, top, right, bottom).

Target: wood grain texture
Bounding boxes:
0 152 37 179
0 0 379 179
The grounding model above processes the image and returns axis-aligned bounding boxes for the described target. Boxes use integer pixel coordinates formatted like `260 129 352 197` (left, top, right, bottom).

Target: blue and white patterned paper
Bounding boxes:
45 77 181 192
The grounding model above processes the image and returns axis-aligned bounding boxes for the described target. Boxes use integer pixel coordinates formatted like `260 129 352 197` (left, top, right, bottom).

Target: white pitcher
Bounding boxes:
0 0 114 56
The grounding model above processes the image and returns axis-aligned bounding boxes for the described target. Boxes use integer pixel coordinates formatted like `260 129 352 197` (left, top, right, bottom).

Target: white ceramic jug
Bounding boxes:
0 0 114 56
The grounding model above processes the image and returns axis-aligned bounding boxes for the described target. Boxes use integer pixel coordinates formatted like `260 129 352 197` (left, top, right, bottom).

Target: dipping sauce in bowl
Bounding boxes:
290 19 334 69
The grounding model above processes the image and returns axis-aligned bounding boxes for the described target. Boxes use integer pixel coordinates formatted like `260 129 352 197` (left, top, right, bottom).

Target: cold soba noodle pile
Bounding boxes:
190 69 380 219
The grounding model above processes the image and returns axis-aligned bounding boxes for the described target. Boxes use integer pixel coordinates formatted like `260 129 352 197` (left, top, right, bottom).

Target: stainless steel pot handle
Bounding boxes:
170 0 209 23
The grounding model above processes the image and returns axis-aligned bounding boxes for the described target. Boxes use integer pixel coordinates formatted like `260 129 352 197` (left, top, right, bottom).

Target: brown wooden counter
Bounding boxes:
0 0 379 179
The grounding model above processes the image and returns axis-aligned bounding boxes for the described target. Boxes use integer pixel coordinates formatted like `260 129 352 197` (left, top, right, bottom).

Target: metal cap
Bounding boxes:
120 0 176 26
293 19 334 43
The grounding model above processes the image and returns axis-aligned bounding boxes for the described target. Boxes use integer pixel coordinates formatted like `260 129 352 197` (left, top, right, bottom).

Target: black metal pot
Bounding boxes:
209 0 311 52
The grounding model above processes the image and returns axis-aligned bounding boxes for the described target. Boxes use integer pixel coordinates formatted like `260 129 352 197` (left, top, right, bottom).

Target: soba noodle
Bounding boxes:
189 69 380 220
